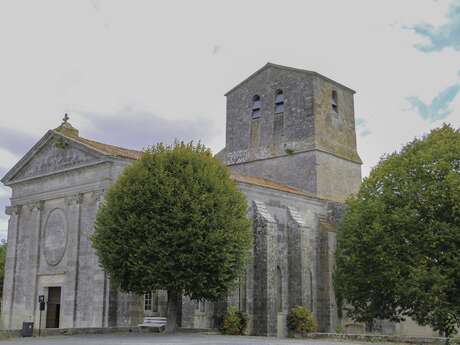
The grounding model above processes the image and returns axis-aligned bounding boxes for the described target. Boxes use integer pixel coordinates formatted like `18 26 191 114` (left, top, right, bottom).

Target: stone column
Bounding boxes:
64 193 83 328
2 205 22 330
287 207 314 311
252 200 277 336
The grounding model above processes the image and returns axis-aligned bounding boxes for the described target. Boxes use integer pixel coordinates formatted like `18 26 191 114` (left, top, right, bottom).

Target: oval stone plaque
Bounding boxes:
44 208 67 266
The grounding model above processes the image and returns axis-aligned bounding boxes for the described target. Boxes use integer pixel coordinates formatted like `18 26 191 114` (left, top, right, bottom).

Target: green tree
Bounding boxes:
335 124 460 337
92 142 252 332
0 241 6 300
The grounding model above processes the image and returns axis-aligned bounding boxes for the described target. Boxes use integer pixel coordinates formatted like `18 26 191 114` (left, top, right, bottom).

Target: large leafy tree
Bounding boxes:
0 241 6 301
92 142 251 332
335 124 460 337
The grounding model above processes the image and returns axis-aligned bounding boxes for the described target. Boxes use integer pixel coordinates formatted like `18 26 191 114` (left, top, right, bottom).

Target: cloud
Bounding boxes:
212 45 222 55
0 127 39 157
0 225 7 243
77 106 218 152
413 0 460 52
407 83 460 122
0 194 9 212
0 168 10 233
355 117 372 137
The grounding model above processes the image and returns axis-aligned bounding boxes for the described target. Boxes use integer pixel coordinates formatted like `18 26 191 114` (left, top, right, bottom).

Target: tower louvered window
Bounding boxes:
331 90 338 113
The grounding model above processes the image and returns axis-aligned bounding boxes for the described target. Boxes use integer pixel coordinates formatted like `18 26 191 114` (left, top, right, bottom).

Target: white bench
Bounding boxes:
138 316 167 328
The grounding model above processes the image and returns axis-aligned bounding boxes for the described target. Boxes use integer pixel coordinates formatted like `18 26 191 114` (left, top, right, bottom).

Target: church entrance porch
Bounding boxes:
45 287 61 329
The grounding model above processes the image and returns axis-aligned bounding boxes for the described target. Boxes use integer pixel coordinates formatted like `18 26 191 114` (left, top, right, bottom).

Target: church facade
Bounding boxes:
1 63 361 336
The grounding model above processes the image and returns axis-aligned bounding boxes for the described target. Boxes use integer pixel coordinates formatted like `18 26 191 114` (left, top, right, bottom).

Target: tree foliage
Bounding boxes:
287 306 317 336
221 306 248 335
0 241 6 300
335 124 460 337
92 142 251 331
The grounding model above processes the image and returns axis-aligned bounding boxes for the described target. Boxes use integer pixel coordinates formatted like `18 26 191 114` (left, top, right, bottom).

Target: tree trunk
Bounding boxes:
166 289 180 333
177 294 182 327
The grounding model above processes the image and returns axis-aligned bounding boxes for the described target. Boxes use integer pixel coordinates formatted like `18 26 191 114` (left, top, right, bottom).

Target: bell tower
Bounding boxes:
221 63 362 202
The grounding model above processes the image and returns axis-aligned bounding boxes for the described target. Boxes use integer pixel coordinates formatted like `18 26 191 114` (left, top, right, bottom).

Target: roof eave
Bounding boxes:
224 62 356 97
1 130 55 185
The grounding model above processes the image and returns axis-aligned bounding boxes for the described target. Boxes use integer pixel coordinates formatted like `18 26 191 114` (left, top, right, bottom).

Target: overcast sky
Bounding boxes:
0 0 459 240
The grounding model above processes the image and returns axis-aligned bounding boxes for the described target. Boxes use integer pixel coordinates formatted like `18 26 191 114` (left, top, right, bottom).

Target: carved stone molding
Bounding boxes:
14 140 98 181
91 189 105 203
65 193 84 206
5 205 22 216
27 200 44 212
43 208 68 266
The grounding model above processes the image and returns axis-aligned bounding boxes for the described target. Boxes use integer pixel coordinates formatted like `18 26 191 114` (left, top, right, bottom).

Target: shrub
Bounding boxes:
221 306 248 335
336 324 344 334
287 306 317 336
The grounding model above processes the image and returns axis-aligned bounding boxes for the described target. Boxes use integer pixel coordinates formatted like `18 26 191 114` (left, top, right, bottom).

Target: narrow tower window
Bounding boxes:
331 90 338 113
252 95 261 118
274 89 284 114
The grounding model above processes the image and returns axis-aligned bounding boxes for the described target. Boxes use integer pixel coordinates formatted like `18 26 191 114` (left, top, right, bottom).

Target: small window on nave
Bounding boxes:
144 291 159 312
144 292 152 311
196 300 206 312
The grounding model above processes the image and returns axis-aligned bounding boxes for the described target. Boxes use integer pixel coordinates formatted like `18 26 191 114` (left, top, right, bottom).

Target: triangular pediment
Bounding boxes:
2 131 107 184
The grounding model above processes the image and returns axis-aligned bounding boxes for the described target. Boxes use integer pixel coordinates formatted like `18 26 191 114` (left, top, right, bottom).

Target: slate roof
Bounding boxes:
64 132 143 160
230 172 315 198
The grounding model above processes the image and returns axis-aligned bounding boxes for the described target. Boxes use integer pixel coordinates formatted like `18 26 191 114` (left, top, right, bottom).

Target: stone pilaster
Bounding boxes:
252 200 277 336
317 216 337 332
2 205 22 330
27 201 43 326
64 193 83 328
91 190 109 328
287 207 315 312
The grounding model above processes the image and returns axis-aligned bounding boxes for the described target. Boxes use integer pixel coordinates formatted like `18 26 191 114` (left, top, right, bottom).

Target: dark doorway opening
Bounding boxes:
46 287 61 328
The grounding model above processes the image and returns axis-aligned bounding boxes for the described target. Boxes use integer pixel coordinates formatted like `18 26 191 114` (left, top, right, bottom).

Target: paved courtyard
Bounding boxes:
0 333 388 345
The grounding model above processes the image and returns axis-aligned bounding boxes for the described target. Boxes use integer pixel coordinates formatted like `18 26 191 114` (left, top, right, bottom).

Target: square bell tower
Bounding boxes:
221 63 362 202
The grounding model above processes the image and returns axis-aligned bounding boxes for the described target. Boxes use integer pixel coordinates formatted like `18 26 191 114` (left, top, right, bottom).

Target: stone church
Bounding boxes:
1 63 362 336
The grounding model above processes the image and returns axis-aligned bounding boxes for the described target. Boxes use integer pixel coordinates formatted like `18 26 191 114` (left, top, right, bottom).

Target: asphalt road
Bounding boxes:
0 333 390 345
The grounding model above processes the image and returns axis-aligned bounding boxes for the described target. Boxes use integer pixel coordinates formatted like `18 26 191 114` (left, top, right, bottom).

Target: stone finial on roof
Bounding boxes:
54 113 79 138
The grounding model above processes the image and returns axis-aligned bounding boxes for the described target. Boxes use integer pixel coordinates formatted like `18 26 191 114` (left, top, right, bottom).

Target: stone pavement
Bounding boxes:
0 333 389 345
